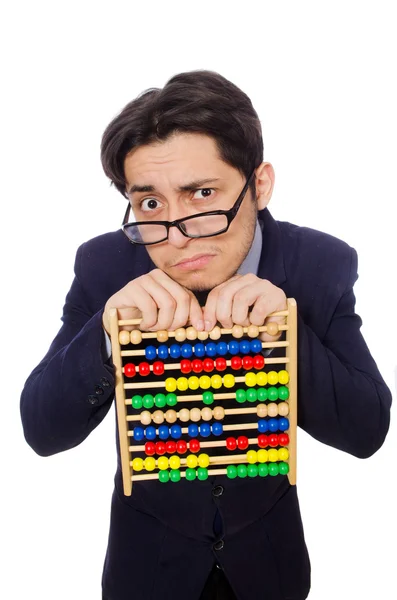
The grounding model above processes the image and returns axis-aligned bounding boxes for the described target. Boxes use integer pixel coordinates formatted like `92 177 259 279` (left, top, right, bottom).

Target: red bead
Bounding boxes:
268 434 279 447
242 356 254 370
166 440 176 454
155 441 166 455
230 356 242 370
176 440 187 454
145 442 156 455
124 363 136 378
139 362 150 376
226 437 237 451
180 359 192 374
237 435 249 450
253 354 265 369
279 433 289 446
153 361 165 376
215 357 227 371
191 359 203 373
258 434 268 448
189 439 200 453
203 358 214 372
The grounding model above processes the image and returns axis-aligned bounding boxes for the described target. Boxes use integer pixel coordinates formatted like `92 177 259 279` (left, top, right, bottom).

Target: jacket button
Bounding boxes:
88 394 99 405
213 540 224 551
95 385 104 395
212 485 224 497
100 377 110 387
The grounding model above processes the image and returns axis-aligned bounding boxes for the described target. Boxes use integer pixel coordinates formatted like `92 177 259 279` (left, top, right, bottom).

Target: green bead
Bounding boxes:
227 465 238 479
197 467 208 481
257 387 268 401
279 462 290 475
237 464 248 478
267 387 278 401
185 468 197 481
202 391 214 405
170 469 181 482
246 389 257 403
131 395 143 409
258 463 269 477
278 386 289 400
247 464 259 478
268 463 279 477
155 393 166 408
158 470 170 483
142 394 154 409
166 393 177 406
235 389 246 403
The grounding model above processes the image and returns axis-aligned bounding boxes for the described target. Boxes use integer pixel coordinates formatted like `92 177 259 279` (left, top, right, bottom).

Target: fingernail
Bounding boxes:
205 320 212 331
197 320 204 331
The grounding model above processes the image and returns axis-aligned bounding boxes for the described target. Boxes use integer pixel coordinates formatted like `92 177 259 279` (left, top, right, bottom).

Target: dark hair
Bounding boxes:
100 70 263 199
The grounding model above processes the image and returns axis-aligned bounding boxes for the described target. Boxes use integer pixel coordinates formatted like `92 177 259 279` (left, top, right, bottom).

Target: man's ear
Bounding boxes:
254 162 275 210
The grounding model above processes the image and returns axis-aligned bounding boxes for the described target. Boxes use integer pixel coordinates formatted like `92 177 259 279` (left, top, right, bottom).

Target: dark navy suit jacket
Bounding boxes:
20 208 392 600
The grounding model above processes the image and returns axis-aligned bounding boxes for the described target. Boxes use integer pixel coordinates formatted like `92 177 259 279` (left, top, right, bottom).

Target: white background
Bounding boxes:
1 1 396 599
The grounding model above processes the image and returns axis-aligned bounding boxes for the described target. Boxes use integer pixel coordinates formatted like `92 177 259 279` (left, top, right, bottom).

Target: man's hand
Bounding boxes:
203 274 287 342
103 269 204 334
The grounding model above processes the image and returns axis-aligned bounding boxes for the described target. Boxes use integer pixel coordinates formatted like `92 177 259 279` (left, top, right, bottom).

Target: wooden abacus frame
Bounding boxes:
108 298 297 496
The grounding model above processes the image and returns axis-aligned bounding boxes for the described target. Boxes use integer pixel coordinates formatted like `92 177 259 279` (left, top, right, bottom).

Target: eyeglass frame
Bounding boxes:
121 168 256 246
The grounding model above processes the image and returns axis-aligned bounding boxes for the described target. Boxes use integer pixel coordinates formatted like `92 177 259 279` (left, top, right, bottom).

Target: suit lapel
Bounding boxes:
257 208 287 287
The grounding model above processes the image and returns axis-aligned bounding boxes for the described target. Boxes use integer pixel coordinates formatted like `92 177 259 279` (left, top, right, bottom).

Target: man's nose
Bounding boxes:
167 222 191 248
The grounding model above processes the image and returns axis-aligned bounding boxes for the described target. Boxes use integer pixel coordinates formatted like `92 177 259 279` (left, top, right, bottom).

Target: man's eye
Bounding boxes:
140 198 162 212
193 188 214 200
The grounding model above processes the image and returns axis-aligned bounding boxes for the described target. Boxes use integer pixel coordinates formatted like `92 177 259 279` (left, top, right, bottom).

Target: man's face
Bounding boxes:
123 133 257 292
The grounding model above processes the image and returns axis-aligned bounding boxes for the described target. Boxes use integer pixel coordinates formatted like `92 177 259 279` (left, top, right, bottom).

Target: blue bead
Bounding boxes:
169 344 181 359
158 425 169 440
257 419 269 433
157 345 169 360
181 343 193 358
211 422 223 436
200 423 211 437
188 424 199 437
133 427 144 441
228 340 240 355
278 417 289 431
216 342 228 356
250 339 262 353
170 424 182 439
194 343 205 357
268 418 279 432
205 342 217 357
145 426 156 440
145 345 157 360
239 340 251 354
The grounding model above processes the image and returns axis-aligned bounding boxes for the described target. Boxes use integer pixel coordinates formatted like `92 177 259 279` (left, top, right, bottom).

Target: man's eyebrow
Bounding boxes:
128 178 221 196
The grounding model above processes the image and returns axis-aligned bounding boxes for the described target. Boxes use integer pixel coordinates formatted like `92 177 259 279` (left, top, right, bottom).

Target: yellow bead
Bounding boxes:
245 372 257 387
247 324 259 338
266 321 279 336
130 329 142 345
174 328 186 342
119 330 131 345
190 408 201 422
223 374 235 388
132 457 143 471
267 403 278 418
186 326 197 340
257 404 268 418
165 377 177 392
209 326 221 340
177 377 189 391
268 449 278 462
257 449 268 463
156 330 169 343
186 454 198 468
232 324 244 338
256 371 267 386
165 409 177 424
247 450 257 464
278 370 289 384
178 408 190 422
140 411 152 425
197 330 209 341
169 455 181 469
278 402 289 416
213 406 225 420
199 375 211 389
211 374 223 389
152 410 164 424
198 453 210 468
144 457 156 471
188 376 200 390
157 456 169 470
201 407 213 421
278 448 289 461
267 371 278 385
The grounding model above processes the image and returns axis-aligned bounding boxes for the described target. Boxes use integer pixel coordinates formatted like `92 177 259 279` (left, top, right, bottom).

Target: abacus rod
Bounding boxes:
118 309 289 327
127 422 267 437
121 341 289 356
129 435 288 452
126 403 289 422
124 389 290 406
131 465 287 481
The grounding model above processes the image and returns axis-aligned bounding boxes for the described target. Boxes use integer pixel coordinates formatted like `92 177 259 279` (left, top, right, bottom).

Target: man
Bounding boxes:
20 70 392 600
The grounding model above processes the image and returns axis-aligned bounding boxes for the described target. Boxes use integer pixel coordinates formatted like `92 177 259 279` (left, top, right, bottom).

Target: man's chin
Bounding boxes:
171 268 236 292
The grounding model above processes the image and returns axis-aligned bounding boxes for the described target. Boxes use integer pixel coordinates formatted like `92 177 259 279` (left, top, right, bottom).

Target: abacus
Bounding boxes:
108 299 297 496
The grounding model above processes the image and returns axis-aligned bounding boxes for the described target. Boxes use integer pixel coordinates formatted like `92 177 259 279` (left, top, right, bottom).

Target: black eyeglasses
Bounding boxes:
121 169 256 246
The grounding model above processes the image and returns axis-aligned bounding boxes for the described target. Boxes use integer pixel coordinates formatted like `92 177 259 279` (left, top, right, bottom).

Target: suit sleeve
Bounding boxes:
297 248 392 458
20 244 115 457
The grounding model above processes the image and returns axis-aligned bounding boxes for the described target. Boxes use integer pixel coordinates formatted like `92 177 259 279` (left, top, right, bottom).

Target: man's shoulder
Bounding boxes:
277 217 353 256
